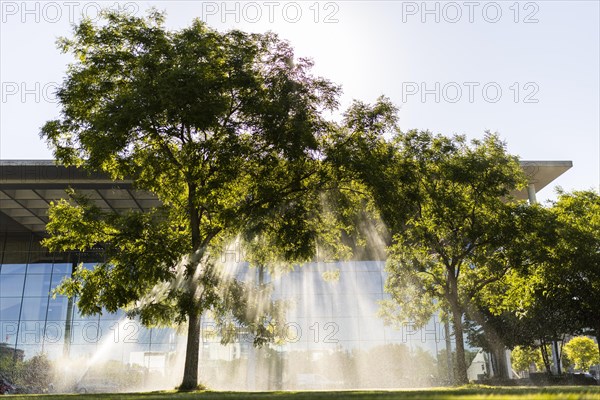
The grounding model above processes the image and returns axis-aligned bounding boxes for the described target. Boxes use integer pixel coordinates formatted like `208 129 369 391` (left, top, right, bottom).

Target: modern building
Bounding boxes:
0 160 572 390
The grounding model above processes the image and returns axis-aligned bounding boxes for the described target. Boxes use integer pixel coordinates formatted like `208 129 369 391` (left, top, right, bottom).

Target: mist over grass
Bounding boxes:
5 386 600 400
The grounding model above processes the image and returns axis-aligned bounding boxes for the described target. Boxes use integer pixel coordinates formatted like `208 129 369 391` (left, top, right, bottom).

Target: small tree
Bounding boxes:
564 337 600 372
511 346 543 377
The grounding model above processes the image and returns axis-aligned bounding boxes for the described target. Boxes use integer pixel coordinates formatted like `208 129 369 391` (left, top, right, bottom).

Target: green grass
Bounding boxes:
4 386 600 400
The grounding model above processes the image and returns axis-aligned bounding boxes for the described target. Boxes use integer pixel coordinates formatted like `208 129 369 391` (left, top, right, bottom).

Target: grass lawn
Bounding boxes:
3 386 600 400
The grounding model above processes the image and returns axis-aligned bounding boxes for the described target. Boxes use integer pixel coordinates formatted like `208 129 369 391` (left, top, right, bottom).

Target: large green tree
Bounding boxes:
41 10 344 390
330 100 528 383
548 190 600 352
486 190 600 359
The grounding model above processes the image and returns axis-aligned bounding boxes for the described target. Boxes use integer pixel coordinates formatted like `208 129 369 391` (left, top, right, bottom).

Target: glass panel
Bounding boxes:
355 271 384 294
0 264 27 274
52 263 72 274
43 321 66 345
23 274 52 296
97 319 119 343
148 328 175 345
137 326 152 344
0 297 22 320
0 321 19 345
0 274 25 296
17 321 45 347
20 297 48 321
71 320 102 345
26 263 53 274
46 297 69 320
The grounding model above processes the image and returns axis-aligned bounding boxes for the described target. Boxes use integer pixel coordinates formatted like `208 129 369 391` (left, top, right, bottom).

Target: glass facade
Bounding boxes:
0 233 178 367
0 232 449 390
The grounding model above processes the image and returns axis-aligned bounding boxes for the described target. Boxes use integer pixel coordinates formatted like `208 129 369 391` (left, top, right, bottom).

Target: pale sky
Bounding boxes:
1 1 598 203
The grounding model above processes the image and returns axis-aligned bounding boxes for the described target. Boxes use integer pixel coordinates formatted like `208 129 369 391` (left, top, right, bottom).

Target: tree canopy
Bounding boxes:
329 97 530 384
473 189 600 369
564 336 600 372
41 9 348 390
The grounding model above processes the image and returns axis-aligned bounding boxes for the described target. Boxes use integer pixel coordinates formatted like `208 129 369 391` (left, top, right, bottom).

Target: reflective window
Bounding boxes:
149 328 175 345
52 263 72 274
20 297 48 320
17 321 45 346
0 274 25 296
71 320 102 345
24 274 52 296
137 327 152 344
26 263 53 275
355 271 384 294
43 321 66 345
0 297 22 320
46 297 68 320
0 321 19 345
0 264 27 274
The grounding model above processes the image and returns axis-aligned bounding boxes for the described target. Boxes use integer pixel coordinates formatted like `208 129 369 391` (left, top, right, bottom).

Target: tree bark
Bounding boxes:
179 181 202 391
494 344 508 379
539 340 552 373
451 304 469 384
180 312 201 391
444 319 454 384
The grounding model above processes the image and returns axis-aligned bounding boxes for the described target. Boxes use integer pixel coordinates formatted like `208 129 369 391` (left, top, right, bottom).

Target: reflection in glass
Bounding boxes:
0 297 22 320
46 297 68 320
17 321 45 346
20 298 48 321
0 274 25 296
0 264 27 274
24 274 52 296
52 263 72 274
26 263 53 275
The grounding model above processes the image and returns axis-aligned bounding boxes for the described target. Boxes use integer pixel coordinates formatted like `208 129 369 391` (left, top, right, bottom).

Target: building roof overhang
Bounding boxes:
0 160 161 233
0 159 572 234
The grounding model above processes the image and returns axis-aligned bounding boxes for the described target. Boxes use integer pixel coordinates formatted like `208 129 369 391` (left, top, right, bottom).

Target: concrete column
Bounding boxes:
527 183 537 205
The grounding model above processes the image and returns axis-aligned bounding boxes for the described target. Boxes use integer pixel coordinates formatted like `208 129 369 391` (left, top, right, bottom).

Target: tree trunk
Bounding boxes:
451 304 469 384
179 181 202 391
180 312 201 391
444 319 454 384
539 340 552 373
494 344 508 379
